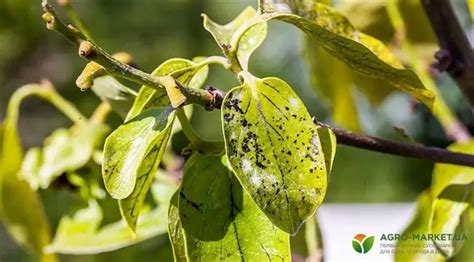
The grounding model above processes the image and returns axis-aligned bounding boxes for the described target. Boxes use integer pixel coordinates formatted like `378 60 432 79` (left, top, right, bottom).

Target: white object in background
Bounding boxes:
317 203 416 262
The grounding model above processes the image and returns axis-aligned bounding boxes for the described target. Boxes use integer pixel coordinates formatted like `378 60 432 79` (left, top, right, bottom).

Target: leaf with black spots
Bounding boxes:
260 0 434 107
222 73 327 234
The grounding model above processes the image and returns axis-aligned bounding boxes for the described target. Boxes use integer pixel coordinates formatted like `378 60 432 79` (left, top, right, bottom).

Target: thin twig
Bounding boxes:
421 0 474 108
41 1 224 110
316 121 474 167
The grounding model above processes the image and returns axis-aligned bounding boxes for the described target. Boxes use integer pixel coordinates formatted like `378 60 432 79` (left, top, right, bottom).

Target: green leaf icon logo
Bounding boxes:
352 234 374 254
362 236 374 253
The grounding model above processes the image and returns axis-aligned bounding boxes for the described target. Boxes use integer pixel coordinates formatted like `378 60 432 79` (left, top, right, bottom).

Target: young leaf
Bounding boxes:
260 0 435 107
178 153 291 260
395 191 444 262
203 7 267 71
20 122 109 189
118 116 174 231
102 107 175 200
46 199 170 254
222 73 327 234
126 58 208 121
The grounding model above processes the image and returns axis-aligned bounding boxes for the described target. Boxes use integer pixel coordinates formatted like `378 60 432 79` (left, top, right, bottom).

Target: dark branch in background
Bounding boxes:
41 1 474 168
317 122 474 167
421 0 474 108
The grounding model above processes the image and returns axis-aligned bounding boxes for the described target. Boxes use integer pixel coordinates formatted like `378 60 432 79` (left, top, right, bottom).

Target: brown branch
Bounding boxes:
318 122 474 167
421 0 474 108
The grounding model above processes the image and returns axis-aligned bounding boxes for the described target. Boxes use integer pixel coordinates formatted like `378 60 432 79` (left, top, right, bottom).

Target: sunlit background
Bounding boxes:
0 0 473 261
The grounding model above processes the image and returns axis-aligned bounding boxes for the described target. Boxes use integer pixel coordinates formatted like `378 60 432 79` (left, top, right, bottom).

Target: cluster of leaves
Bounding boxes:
0 0 472 261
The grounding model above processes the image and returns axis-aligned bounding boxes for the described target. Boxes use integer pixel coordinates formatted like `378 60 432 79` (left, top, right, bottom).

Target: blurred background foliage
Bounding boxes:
0 0 472 261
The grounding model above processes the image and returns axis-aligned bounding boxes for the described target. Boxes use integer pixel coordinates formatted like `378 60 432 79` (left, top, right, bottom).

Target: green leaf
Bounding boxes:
0 84 56 261
352 240 363 254
395 191 444 262
428 140 473 258
316 125 337 175
179 153 291 260
260 0 434 107
222 73 327 234
178 154 232 240
102 107 175 200
362 235 374 253
431 141 474 199
430 198 470 258
168 191 187 262
203 7 267 71
91 75 137 118
20 122 109 189
126 58 208 121
46 199 169 254
118 117 174 231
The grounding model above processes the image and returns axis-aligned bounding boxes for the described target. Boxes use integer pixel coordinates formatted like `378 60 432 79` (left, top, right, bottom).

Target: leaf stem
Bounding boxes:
7 82 85 123
176 109 224 153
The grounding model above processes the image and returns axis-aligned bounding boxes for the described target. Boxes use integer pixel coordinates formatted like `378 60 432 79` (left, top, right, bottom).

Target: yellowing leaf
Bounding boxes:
176 153 291 260
203 7 267 71
428 140 474 258
395 191 444 262
20 122 108 189
222 73 327 234
305 37 362 131
0 84 58 261
46 199 169 254
430 198 470 258
260 0 434 107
